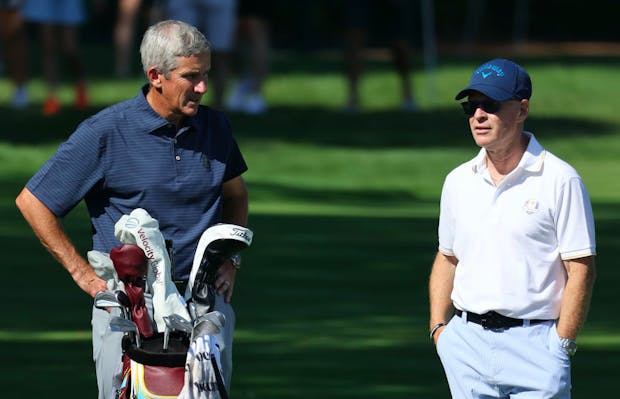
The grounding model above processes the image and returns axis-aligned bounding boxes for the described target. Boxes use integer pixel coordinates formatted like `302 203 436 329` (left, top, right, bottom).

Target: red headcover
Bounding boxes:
111 243 153 337
110 243 148 285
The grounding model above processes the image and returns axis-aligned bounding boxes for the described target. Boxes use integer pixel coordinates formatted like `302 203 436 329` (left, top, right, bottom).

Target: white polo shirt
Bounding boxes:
438 132 596 320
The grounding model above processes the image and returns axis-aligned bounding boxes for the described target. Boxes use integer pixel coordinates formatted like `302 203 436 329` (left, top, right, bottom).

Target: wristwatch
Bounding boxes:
559 337 578 356
230 254 242 270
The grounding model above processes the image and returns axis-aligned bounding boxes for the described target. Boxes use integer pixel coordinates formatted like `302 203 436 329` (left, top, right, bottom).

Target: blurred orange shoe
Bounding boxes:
75 82 89 110
42 96 61 115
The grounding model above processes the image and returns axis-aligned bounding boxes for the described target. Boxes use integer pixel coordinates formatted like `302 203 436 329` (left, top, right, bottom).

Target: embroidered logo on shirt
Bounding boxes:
522 199 539 214
200 153 211 171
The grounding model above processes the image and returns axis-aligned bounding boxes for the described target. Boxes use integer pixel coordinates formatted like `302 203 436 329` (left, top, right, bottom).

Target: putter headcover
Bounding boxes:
110 243 148 286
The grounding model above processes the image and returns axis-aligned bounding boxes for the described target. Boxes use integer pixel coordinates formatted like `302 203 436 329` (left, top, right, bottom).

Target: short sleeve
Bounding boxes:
555 177 596 259
25 123 105 217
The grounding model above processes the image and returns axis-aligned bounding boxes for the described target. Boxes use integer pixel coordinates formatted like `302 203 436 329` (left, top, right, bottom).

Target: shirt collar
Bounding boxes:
135 84 202 135
130 84 166 133
471 131 546 174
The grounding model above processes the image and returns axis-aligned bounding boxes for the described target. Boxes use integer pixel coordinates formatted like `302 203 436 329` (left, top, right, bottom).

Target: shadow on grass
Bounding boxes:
2 192 619 398
0 340 96 395
250 181 422 205
1 104 616 150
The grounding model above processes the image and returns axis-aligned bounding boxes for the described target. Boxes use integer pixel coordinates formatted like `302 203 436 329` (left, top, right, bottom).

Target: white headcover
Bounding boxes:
184 223 253 300
114 208 190 331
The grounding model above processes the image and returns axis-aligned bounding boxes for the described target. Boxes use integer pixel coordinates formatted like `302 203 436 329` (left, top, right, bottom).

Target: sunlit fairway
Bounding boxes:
1 49 619 398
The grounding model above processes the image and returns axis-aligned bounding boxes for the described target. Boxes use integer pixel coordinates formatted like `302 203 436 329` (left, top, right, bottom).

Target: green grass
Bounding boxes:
1 50 619 398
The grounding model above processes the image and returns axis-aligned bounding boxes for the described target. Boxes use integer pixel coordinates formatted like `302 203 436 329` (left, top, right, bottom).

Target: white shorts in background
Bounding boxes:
436 315 571 398
166 0 237 51
22 0 85 25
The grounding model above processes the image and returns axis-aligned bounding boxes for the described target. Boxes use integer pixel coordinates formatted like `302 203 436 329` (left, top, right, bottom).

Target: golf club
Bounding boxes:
191 311 225 340
94 290 121 308
194 310 226 335
162 316 174 352
114 290 132 319
94 290 130 319
110 316 141 347
164 314 193 334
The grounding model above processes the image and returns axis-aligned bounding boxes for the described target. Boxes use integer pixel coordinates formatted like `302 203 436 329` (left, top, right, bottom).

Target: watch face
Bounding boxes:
231 254 241 267
568 341 577 353
562 339 577 356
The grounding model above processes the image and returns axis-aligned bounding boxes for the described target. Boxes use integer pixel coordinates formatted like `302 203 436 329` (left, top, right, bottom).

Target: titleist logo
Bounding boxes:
231 227 251 242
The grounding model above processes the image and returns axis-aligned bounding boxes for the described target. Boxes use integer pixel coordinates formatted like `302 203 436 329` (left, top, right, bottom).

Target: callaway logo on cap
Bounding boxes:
477 64 505 79
455 58 532 102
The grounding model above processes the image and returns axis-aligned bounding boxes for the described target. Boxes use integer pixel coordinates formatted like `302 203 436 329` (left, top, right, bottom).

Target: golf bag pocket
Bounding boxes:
117 334 188 399
129 361 185 398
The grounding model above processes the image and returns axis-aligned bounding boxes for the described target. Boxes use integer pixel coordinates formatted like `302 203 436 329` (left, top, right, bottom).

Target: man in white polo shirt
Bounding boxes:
429 58 596 398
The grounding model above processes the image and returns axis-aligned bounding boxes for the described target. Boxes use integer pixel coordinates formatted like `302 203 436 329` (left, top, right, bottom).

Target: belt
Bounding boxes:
455 309 550 329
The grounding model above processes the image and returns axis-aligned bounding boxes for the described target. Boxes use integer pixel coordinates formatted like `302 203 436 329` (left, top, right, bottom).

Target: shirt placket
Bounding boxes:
172 126 191 182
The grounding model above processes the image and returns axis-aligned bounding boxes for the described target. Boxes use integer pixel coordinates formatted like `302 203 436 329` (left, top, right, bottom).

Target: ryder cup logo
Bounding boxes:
522 199 539 214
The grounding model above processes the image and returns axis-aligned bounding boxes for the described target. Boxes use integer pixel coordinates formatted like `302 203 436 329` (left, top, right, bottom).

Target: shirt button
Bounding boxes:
175 155 181 161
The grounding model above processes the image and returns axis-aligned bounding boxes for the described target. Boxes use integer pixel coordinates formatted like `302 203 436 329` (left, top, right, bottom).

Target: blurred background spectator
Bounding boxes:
225 0 270 115
22 0 89 115
165 0 237 110
0 0 29 109
2 0 618 113
113 0 142 77
112 0 163 78
341 0 418 113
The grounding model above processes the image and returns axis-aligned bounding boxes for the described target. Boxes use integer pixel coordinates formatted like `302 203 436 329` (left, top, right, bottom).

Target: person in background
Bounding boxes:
166 0 237 110
429 58 596 398
21 0 89 115
113 0 143 77
341 0 417 112
0 0 28 108
16 20 249 398
111 0 162 77
225 0 270 115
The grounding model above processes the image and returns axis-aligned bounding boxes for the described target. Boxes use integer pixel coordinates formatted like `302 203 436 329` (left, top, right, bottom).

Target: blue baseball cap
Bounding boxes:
455 58 532 101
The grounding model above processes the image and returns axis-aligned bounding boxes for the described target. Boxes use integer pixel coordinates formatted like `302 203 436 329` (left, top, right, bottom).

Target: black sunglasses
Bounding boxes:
460 100 502 116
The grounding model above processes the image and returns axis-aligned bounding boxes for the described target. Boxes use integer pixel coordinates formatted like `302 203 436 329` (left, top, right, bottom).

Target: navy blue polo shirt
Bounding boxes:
27 85 247 280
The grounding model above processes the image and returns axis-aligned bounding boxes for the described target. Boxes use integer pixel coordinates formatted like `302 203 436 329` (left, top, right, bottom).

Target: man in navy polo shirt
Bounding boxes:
16 20 248 398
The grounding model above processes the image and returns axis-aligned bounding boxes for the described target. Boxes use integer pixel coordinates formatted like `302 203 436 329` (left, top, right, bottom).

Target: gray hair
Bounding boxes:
140 20 211 77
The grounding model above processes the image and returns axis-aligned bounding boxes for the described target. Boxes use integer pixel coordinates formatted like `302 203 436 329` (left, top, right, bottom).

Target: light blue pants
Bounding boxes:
92 294 235 399
436 314 571 398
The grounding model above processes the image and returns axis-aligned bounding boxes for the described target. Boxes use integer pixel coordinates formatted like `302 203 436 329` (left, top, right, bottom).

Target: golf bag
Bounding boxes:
116 333 188 399
97 213 253 399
